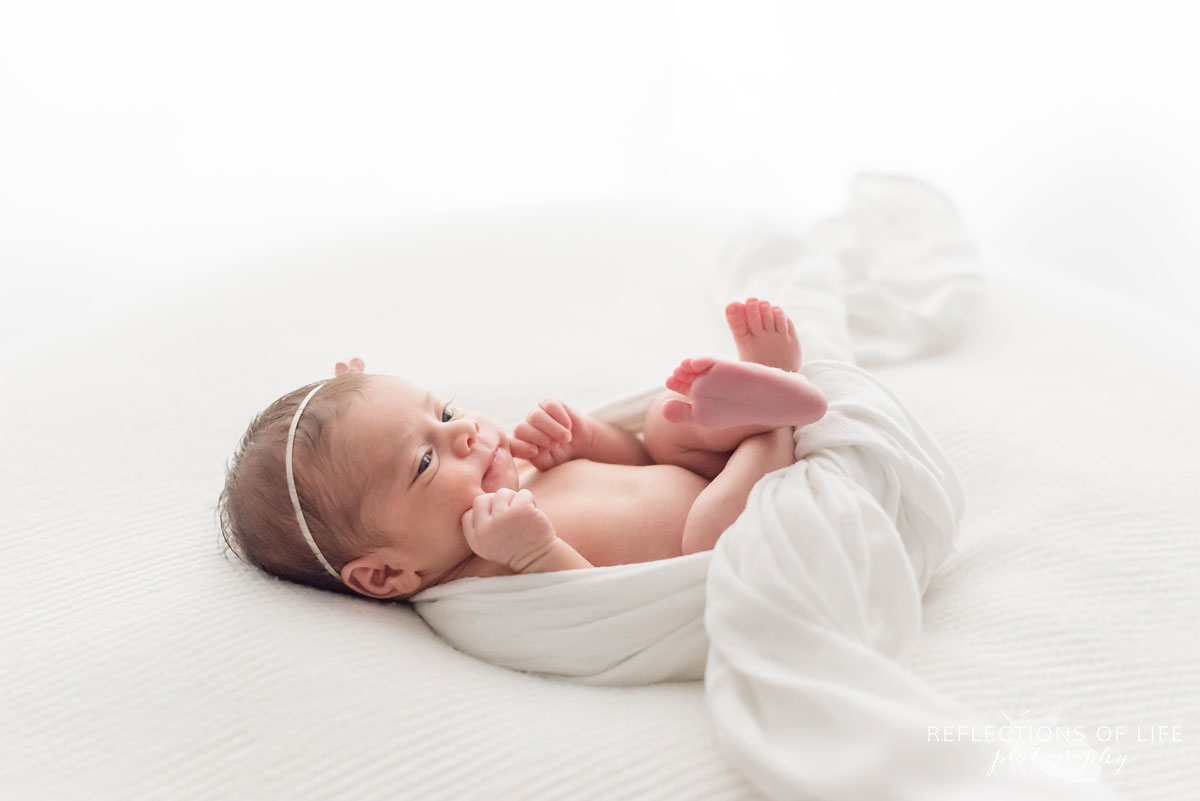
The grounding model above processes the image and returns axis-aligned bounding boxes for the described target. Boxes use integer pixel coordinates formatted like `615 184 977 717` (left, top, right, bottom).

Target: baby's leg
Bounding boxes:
680 426 796 554
643 358 827 479
643 298 826 479
643 388 771 479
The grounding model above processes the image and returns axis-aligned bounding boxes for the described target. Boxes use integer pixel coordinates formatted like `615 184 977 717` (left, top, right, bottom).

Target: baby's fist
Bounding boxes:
461 488 558 571
509 398 593 472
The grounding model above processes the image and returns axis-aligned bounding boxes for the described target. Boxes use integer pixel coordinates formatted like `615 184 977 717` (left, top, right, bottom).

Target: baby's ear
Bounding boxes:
342 553 419 599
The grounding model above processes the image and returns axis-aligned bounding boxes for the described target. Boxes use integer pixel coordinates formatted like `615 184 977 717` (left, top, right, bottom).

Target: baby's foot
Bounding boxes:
663 357 827 428
725 298 802 372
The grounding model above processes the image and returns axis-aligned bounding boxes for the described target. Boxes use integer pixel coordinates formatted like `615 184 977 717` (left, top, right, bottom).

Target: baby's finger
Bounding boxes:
514 488 537 508
530 450 558 472
509 437 538 460
529 406 570 443
461 508 476 539
539 399 572 431
492 488 516 510
473 492 496 518
547 442 571 464
514 420 555 450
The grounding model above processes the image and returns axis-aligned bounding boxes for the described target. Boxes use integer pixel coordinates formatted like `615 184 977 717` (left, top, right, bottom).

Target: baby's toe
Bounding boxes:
743 297 764 333
758 300 775 332
772 305 789 334
665 375 690 395
661 398 694 425
725 302 749 335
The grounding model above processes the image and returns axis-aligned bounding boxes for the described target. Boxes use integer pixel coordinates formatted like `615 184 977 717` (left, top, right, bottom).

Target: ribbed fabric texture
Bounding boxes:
881 271 1200 800
2 208 1197 799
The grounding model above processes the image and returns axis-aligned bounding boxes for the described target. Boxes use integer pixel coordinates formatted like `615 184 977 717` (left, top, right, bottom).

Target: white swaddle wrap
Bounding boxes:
411 175 1118 799
410 359 953 687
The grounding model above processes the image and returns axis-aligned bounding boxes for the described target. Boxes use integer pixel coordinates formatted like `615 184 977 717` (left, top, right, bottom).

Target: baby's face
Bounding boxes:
339 375 519 592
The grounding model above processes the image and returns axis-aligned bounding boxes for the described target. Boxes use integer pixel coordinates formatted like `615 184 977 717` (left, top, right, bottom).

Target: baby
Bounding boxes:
217 298 827 601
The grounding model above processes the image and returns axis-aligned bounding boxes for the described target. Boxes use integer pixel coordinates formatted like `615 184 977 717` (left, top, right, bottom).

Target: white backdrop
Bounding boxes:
3 0 1199 360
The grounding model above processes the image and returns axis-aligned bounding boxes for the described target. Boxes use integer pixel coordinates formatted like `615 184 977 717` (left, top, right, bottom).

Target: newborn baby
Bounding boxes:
217 298 827 601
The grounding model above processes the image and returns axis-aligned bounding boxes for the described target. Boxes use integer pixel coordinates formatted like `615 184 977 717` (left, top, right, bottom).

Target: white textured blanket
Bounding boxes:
412 176 1119 798
5 176 1195 800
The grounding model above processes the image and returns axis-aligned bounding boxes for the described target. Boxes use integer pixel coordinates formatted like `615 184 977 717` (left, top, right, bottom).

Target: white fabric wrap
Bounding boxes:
412 174 1118 799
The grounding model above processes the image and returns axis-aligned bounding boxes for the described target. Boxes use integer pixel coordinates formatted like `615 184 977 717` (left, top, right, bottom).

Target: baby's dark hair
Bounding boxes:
217 373 395 599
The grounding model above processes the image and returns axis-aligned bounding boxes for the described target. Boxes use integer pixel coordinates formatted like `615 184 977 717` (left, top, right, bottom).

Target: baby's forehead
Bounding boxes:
342 376 425 452
365 374 424 404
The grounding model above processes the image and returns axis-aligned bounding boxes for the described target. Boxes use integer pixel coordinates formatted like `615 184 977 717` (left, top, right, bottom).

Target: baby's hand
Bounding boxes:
509 398 594 471
461 488 558 571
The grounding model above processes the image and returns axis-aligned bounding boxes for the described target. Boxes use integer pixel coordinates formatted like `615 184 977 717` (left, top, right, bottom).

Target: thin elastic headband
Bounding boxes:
285 382 341 580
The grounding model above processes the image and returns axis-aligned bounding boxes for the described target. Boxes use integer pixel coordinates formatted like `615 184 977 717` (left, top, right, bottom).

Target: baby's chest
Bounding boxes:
522 460 709 567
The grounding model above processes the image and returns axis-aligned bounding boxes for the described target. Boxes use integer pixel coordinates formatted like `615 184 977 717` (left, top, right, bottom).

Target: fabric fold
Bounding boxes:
704 359 1113 799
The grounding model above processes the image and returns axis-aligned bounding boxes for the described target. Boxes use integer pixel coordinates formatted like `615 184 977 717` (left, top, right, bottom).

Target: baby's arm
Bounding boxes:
584 418 654 466
681 427 795 555
511 537 593 573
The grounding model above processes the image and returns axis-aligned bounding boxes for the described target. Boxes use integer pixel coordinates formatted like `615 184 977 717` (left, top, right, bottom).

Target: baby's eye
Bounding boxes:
417 405 457 477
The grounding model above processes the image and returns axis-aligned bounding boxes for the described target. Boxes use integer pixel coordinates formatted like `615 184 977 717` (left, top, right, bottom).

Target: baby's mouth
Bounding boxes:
482 443 501 481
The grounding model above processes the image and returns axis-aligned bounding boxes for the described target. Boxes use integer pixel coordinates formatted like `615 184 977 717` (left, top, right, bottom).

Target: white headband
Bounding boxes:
285 382 341 580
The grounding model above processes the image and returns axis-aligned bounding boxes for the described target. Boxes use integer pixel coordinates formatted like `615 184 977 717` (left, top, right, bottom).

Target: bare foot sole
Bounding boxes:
725 297 802 371
663 357 828 428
